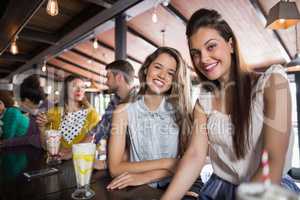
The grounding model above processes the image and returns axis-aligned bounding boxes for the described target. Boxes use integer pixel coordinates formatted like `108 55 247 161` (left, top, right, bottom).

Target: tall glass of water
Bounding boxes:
71 143 96 200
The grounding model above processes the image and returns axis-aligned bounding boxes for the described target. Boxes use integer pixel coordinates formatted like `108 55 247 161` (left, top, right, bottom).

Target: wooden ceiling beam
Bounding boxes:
0 68 11 73
71 48 108 66
83 0 112 8
19 28 59 45
58 5 104 38
0 52 31 62
47 61 104 84
5 0 143 81
55 56 106 79
163 4 188 25
96 40 143 64
127 26 159 48
0 0 47 55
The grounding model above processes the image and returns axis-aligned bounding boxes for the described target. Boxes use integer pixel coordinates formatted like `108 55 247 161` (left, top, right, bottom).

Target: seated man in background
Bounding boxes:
85 60 136 170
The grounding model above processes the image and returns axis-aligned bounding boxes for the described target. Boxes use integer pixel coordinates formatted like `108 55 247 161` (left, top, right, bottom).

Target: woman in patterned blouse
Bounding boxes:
36 75 99 160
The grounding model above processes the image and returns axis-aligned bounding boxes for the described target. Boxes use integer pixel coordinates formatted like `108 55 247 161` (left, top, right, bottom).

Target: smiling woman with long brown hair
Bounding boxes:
161 8 299 200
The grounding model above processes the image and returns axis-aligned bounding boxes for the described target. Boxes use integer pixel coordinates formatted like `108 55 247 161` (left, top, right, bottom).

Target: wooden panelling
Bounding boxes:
128 5 192 67
49 58 106 83
59 50 106 75
75 41 115 65
98 28 157 63
75 39 141 74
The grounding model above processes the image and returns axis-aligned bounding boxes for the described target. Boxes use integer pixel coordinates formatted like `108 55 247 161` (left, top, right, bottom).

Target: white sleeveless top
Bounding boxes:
198 65 294 184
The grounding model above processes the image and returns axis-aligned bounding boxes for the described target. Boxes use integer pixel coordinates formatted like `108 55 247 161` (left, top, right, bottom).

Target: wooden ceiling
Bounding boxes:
0 0 299 88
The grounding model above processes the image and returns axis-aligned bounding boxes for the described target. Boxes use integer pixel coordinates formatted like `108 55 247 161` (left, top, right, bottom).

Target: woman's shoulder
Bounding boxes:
115 102 130 114
47 106 63 117
3 107 23 116
258 64 287 81
86 106 97 113
5 106 20 112
3 107 28 121
86 106 100 118
48 106 62 112
84 106 100 126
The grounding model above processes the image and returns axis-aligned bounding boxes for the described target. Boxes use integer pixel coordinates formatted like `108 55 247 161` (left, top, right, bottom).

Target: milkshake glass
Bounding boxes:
72 143 96 200
45 130 62 165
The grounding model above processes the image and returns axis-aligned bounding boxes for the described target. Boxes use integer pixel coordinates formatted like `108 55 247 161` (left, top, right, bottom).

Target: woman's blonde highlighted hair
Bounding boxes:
137 47 193 156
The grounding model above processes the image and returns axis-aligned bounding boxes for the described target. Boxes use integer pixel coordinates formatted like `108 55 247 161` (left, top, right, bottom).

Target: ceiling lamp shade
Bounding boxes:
266 0 300 29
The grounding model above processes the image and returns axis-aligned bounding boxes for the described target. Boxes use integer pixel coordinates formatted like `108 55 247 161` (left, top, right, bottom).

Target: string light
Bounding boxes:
46 0 59 16
42 60 47 72
152 8 158 23
93 37 98 49
162 0 170 7
151 0 171 23
10 36 18 55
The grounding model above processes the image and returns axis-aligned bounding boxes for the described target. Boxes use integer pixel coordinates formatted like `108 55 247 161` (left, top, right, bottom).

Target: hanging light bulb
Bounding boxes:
46 0 59 16
93 37 98 49
10 36 18 55
162 0 170 7
42 60 47 72
152 8 158 23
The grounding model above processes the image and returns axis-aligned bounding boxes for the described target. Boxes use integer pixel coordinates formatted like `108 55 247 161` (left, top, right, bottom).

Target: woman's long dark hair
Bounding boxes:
186 9 252 159
137 47 193 156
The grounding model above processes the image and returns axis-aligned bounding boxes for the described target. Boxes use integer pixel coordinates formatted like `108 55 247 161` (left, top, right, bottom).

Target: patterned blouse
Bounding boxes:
46 106 100 148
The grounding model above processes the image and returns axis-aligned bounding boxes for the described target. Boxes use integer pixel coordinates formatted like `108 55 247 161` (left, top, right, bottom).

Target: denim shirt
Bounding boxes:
89 95 120 144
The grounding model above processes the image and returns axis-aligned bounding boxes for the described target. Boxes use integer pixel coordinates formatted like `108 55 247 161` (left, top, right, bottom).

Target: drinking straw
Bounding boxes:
261 149 271 186
91 133 96 143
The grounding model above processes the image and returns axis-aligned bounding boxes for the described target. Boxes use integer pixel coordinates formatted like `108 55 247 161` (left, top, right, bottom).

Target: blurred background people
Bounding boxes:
0 90 29 140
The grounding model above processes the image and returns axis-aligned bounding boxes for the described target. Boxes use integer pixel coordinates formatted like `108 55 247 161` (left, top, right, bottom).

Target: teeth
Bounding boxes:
205 63 217 70
153 79 164 87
